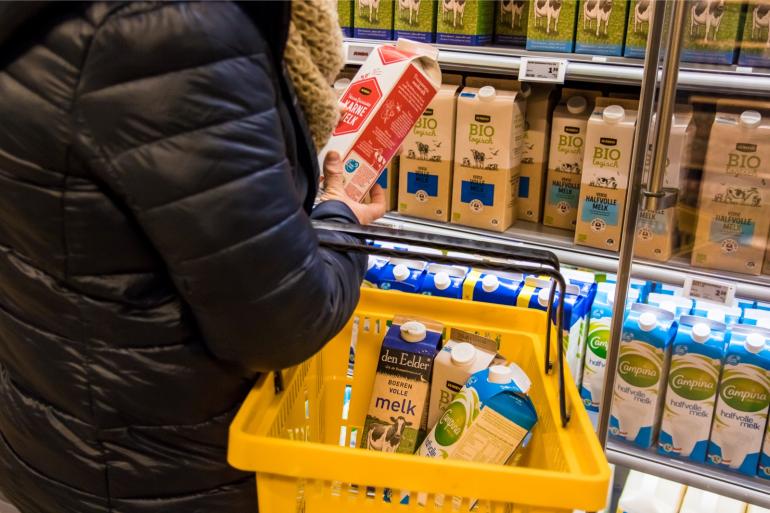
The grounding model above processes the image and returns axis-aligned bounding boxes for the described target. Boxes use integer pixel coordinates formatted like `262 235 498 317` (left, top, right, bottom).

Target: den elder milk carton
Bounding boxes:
320 40 441 202
575 101 638 252
362 317 443 454
398 78 461 222
451 81 526 232
519 84 557 222
692 110 770 276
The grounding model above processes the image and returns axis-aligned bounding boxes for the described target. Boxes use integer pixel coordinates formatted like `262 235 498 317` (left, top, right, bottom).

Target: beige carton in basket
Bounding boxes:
320 40 441 202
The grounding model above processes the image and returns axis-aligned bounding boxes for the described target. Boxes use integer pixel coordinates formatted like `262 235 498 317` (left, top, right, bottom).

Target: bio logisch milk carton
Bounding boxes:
679 487 747 513
658 316 727 463
707 325 770 475
682 0 744 65
543 95 592 230
394 0 438 42
362 318 443 453
418 264 469 299
398 80 461 222
635 189 678 262
462 269 523 306
609 303 677 448
739 1 770 68
692 110 770 276
451 82 526 232
354 0 395 39
581 282 615 429
519 84 557 223
495 0 529 47
338 0 354 37
427 329 498 427
320 40 441 201
575 0 630 56
436 0 495 45
526 0 579 52
377 258 427 292
624 0 653 58
575 102 638 252
616 471 686 513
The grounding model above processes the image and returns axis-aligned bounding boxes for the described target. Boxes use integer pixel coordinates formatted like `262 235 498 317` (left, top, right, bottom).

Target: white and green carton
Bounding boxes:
681 0 744 65
394 0 438 42
575 0 630 56
739 1 770 68
526 0 579 52
624 0 652 58
494 0 529 47
338 0 354 37
354 0 395 40
436 0 495 46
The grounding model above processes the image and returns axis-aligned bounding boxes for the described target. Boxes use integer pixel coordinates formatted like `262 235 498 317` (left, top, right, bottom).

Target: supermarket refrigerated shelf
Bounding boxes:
344 39 770 96
606 441 770 508
379 213 770 302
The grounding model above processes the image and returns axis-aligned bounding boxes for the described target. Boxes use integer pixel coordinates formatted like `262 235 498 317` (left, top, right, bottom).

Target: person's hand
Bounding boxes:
320 152 386 225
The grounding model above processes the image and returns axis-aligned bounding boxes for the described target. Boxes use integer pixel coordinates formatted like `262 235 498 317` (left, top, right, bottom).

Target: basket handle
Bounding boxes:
313 220 571 428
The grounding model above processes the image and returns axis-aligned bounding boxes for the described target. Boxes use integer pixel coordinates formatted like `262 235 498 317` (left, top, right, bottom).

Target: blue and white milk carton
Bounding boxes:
658 316 727 463
708 325 770 476
562 269 598 386
377 258 427 293
462 270 523 306
419 264 469 299
516 276 553 311
609 304 678 448
647 292 693 319
581 282 615 429
692 300 742 325
653 283 685 296
364 256 389 288
756 301 770 311
742 308 770 326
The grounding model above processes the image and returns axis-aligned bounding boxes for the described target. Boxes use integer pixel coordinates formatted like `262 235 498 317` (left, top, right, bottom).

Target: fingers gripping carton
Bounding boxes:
320 40 441 202
451 80 526 232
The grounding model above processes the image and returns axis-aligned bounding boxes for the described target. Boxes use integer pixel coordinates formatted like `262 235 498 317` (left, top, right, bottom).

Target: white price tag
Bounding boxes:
518 57 567 83
684 276 736 306
346 43 375 64
735 66 753 74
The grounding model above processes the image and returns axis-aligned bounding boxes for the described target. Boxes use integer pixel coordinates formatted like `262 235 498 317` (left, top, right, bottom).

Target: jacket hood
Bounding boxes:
0 2 51 47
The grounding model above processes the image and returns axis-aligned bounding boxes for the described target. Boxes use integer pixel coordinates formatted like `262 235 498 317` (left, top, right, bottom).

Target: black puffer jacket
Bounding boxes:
0 2 365 512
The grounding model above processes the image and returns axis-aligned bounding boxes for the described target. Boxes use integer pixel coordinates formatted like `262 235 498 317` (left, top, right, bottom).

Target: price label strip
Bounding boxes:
346 43 375 64
683 276 737 307
518 57 568 84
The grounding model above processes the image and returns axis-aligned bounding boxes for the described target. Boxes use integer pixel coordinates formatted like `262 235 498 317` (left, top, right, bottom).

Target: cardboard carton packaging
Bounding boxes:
495 0 529 46
526 0 579 52
576 0 630 56
354 0 395 39
739 1 770 68
436 0 495 46
394 0 438 42
681 0 744 65
519 84 557 223
624 0 651 58
338 0 354 37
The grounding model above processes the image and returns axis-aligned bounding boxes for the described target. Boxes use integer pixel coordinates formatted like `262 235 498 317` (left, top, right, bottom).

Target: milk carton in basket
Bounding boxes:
320 40 441 202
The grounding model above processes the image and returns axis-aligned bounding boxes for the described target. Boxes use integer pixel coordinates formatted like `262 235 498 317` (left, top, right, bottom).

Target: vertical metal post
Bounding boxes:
596 0 668 446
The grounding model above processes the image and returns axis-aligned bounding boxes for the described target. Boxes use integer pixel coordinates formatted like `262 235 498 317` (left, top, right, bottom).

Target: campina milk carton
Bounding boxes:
575 0 630 56
761 381 770 479
581 281 614 428
320 40 441 202
354 0 395 39
526 0 579 52
495 0 530 46
427 329 498 427
398 78 461 222
362 318 443 454
519 84 557 222
658 316 727 463
740 1 770 68
692 110 770 276
575 100 639 252
394 0 438 42
679 487 747 513
451 80 526 232
707 325 770 475
609 303 677 448
616 471 686 513
635 189 678 262
682 0 744 65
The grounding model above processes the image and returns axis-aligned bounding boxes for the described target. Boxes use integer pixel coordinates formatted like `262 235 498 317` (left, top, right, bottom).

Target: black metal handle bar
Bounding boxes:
314 220 571 428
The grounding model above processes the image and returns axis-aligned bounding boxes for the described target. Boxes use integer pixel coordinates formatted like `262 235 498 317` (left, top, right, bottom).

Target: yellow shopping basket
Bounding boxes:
228 223 611 513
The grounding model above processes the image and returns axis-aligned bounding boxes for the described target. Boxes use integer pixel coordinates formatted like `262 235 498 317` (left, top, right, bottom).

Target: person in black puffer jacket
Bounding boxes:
0 2 385 512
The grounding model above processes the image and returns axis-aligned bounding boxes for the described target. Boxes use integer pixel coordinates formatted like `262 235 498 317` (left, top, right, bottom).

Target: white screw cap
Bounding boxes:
638 311 657 332
434 272 451 290
603 105 625 124
478 85 496 101
740 110 762 128
537 287 551 307
746 332 766 353
451 342 476 366
691 322 711 343
393 264 410 281
400 321 427 343
481 274 500 293
567 95 588 114
488 364 513 384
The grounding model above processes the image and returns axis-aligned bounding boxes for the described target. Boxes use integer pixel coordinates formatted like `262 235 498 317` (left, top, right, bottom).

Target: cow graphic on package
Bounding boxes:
366 416 412 452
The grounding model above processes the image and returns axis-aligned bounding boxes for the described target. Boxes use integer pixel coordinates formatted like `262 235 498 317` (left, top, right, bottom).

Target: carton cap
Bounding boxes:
538 287 551 307
508 362 532 393
393 264 410 281
479 86 496 101
740 110 762 128
691 322 711 343
400 321 427 343
746 332 766 353
434 271 451 290
603 105 626 124
488 365 512 384
482 274 500 293
334 78 350 93
451 342 476 366
638 311 657 332
567 95 587 114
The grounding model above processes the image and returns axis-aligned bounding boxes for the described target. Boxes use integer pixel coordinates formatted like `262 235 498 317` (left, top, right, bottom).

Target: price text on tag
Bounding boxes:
518 57 568 84
684 276 736 306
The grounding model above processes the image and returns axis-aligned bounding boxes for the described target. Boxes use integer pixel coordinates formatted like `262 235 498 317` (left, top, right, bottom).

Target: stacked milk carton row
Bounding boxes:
607 285 770 479
359 316 536 507
340 0 770 68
